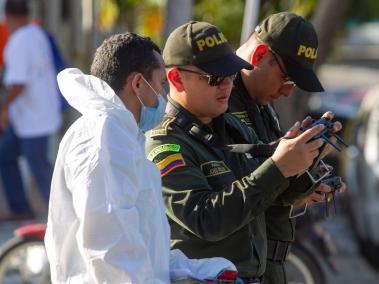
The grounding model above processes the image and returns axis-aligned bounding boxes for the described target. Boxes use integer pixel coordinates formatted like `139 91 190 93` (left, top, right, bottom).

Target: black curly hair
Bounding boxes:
5 0 30 16
90 32 161 94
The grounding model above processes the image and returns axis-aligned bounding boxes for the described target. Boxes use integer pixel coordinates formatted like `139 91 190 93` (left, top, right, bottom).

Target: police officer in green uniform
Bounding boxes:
146 21 327 283
229 12 343 283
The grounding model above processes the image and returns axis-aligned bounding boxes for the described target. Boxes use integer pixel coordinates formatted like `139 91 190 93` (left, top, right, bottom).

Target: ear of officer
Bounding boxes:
240 12 324 93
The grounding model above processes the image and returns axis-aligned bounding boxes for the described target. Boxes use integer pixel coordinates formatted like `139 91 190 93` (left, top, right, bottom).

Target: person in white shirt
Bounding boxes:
0 0 62 220
44 32 236 284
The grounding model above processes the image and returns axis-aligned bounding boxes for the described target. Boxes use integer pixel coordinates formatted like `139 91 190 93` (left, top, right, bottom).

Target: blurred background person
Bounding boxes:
0 20 8 71
0 19 8 118
0 0 61 220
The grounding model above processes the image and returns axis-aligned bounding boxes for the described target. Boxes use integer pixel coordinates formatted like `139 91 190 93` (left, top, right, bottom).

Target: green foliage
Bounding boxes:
193 0 245 48
288 0 317 18
114 0 141 12
136 3 165 45
350 0 379 22
191 0 319 47
110 0 323 48
259 0 317 20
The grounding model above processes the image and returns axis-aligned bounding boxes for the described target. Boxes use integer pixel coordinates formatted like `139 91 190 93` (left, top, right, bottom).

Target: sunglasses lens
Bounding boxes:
207 76 217 86
216 77 225 85
208 76 224 86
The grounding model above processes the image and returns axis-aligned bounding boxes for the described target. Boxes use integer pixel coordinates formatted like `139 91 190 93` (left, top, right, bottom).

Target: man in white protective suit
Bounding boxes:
44 32 236 284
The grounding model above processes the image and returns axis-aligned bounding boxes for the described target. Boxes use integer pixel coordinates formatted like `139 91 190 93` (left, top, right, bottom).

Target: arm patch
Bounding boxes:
156 153 186 176
147 144 181 161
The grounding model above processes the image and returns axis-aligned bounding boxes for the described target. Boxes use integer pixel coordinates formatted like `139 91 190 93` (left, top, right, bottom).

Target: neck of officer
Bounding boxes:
170 92 212 125
240 69 262 104
236 40 263 105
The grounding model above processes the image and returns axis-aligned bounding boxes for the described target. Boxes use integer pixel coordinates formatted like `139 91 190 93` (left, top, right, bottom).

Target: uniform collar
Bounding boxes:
167 96 202 126
233 73 261 110
233 73 262 113
167 96 228 143
168 96 225 129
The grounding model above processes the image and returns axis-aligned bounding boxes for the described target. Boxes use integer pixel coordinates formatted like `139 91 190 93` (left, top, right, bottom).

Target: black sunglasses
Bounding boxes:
269 51 295 86
176 67 236 86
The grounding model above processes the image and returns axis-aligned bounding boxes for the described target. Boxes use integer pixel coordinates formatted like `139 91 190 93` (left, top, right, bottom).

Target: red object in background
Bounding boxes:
14 224 47 240
205 269 239 283
0 22 9 67
0 19 45 68
216 270 238 280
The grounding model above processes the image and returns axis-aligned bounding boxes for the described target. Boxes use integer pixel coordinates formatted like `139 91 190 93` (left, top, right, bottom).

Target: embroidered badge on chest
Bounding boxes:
200 161 231 177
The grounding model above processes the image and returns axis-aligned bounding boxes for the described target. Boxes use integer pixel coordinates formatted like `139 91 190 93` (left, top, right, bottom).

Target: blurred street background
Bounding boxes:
1 0 379 283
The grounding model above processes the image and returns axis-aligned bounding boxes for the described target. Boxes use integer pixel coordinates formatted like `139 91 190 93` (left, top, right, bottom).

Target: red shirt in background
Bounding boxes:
0 22 9 68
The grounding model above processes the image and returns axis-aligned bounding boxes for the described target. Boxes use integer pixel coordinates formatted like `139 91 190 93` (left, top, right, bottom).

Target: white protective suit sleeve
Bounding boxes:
67 123 166 284
365 99 379 177
169 249 236 281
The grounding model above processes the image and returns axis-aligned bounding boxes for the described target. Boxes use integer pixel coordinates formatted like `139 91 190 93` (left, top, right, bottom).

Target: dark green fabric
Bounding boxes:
146 97 291 277
163 21 233 67
229 74 314 278
263 260 287 284
163 21 251 76
255 12 318 70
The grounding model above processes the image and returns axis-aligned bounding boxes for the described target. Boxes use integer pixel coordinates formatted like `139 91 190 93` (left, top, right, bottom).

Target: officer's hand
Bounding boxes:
301 112 341 130
284 121 302 137
292 186 330 206
302 112 343 159
333 180 347 194
321 111 342 132
321 112 343 158
272 122 325 177
313 179 347 203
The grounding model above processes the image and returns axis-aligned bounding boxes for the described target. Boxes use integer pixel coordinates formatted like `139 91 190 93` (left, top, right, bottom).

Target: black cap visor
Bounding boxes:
196 53 252 77
284 58 324 92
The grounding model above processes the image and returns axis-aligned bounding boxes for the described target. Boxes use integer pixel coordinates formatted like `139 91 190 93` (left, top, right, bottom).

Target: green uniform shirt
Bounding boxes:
146 97 309 277
229 74 313 242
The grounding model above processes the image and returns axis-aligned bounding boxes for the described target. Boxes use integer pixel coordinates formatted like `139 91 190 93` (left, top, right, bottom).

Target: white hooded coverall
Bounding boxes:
45 68 235 284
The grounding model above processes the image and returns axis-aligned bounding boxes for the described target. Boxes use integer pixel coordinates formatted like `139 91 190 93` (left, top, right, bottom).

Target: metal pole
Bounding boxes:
70 0 82 66
164 0 193 39
81 0 96 70
240 0 260 44
46 0 61 35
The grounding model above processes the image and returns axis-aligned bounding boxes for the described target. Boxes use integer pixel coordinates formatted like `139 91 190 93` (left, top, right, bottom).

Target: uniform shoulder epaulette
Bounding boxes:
149 116 176 138
225 113 260 142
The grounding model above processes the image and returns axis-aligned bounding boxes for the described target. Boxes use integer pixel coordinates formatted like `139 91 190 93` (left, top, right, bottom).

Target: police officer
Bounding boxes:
229 12 344 283
146 21 326 283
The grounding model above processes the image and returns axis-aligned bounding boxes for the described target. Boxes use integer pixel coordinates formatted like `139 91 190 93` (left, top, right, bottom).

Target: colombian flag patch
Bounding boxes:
156 153 186 176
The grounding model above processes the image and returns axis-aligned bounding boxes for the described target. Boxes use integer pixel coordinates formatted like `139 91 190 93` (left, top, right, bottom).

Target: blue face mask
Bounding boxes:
137 77 167 132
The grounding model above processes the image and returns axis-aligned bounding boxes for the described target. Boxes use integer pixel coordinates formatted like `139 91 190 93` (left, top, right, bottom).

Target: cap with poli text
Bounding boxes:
255 12 324 92
163 21 252 77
